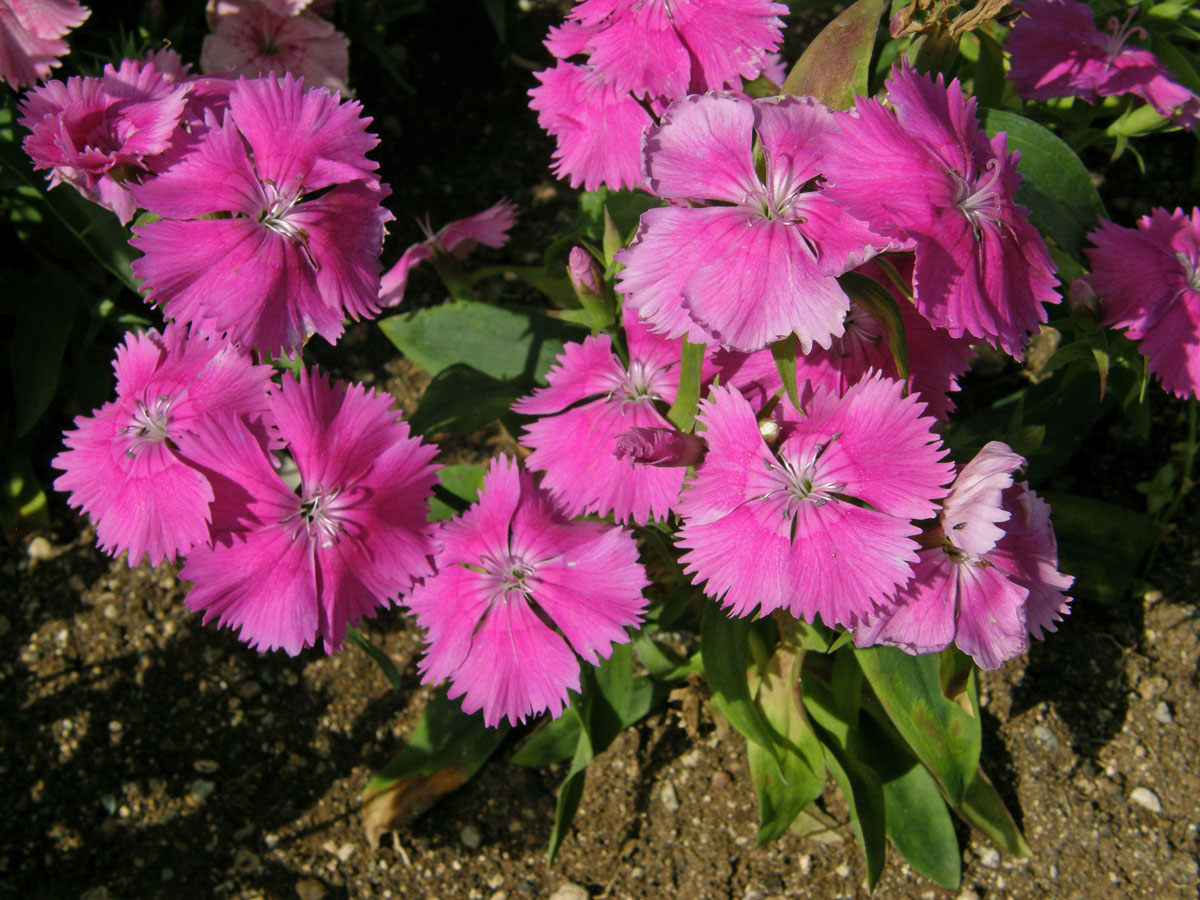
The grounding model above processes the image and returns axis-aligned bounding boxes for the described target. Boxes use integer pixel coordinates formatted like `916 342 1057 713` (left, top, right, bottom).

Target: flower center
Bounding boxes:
480 552 536 603
758 436 847 540
949 159 1005 240
123 394 174 458
259 180 308 245
1177 249 1200 293
1103 8 1148 60
613 359 665 407
298 484 351 547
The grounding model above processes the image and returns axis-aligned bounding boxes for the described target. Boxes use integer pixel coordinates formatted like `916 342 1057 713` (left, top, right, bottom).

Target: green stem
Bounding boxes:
667 339 705 431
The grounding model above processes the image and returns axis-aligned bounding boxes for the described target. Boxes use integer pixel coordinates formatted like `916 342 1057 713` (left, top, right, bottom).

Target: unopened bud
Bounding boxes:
1067 277 1098 315
614 427 706 467
568 247 601 298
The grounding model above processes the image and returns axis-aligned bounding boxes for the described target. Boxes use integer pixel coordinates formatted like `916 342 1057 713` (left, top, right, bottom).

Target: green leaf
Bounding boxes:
430 464 485 519
512 713 581 767
700 601 781 755
345 627 404 691
980 109 1106 261
858 715 962 890
407 364 523 436
632 632 698 681
7 267 81 437
1039 490 1158 603
746 647 826 842
771 334 802 412
961 767 1032 857
1 447 50 535
481 0 506 41
781 0 888 108
839 271 909 382
547 705 592 864
667 339 706 431
378 300 587 383
854 646 980 805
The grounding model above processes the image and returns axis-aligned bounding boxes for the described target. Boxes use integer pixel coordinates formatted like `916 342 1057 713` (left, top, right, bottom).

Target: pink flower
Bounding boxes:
1086 207 1200 398
406 456 648 727
131 73 391 356
854 442 1072 668
561 0 787 98
677 375 953 626
201 0 349 96
52 325 273 567
528 60 653 191
0 0 90 89
380 198 518 307
823 64 1061 359
616 92 887 353
513 313 689 524
1007 0 1198 128
20 57 189 222
177 369 440 655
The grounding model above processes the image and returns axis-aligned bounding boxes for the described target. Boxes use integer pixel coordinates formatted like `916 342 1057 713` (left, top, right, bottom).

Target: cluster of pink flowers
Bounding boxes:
0 0 90 89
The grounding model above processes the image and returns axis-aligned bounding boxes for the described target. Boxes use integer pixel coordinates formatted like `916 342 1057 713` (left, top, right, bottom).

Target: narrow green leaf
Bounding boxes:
8 268 80 437
1 448 50 535
700 601 781 755
854 646 980 805
602 207 622 267
781 0 888 108
771 334 802 412
407 364 523 436
429 465 485 521
377 300 587 383
961 768 1033 857
547 711 592 864
981 109 1106 261
345 627 405 691
839 271 910 382
667 339 706 431
481 0 506 41
632 632 697 681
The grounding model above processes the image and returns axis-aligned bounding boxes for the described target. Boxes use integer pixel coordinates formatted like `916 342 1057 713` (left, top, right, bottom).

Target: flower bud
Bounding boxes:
614 427 706 467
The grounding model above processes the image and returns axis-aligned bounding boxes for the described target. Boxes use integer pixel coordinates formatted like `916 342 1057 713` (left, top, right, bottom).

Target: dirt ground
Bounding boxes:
4 2 1200 899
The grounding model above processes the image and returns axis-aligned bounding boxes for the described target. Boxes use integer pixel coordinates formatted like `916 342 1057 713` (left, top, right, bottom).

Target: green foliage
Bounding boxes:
782 0 888 107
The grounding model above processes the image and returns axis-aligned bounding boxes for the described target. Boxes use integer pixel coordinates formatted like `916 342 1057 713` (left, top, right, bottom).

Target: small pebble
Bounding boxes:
336 843 356 862
710 770 732 791
835 864 851 878
27 537 53 561
295 878 327 900
956 890 980 900
193 760 219 774
486 873 504 889
189 779 216 801
660 780 680 812
977 847 1000 869
1153 701 1173 724
1032 725 1059 752
460 824 482 849
1130 787 1162 814
548 884 588 900
1139 675 1168 701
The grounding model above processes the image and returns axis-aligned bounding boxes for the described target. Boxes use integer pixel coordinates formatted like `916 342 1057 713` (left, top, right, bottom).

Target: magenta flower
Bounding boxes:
131 73 391 356
617 92 888 353
0 0 90 89
20 57 189 222
528 60 653 191
1007 0 1198 127
406 456 648 727
201 0 349 95
823 64 1061 359
52 325 273 567
380 198 518 307
854 442 1072 669
1086 207 1200 398
513 313 689 524
177 369 440 655
561 0 787 98
677 376 953 627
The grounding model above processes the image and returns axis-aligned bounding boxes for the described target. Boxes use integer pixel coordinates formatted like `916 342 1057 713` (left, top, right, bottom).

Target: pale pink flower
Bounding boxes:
1007 0 1198 128
513 313 688 524
131 74 390 356
677 376 953 626
20 57 189 222
561 0 787 98
178 369 440 655
406 456 648 727
201 0 349 95
380 199 518 307
1086 207 1200 398
0 0 89 89
854 442 1072 668
616 92 887 353
528 60 653 191
823 64 1061 359
52 325 273 568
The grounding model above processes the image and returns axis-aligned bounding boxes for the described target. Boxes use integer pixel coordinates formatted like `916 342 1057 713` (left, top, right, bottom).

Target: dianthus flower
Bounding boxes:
20 57 188 222
1007 0 1198 128
677 376 953 626
0 0 90 89
513 312 688 524
559 0 787 98
52 325 273 567
1086 207 1200 398
177 369 440 655
854 442 1073 669
380 198 518 307
406 456 648 727
131 73 390 356
201 0 349 95
616 92 887 353
823 64 1060 359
